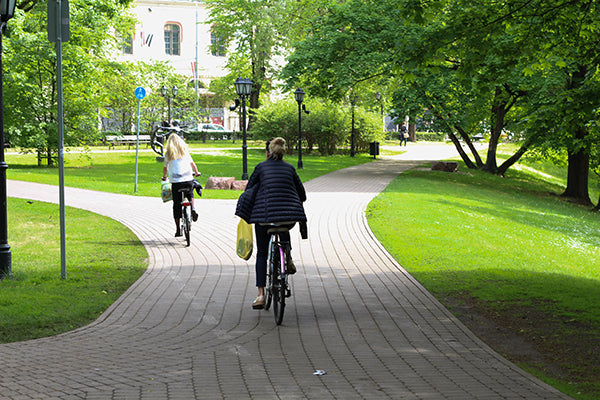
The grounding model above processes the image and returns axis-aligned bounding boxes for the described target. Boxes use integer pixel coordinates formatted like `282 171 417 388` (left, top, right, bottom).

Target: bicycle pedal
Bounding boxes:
285 288 291 298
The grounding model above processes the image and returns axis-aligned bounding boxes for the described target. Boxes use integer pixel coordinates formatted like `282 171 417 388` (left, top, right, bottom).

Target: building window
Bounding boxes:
122 33 133 54
164 24 181 56
211 32 226 57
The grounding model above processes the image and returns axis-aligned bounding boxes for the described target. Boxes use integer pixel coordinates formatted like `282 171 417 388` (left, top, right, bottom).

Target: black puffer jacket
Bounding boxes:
235 158 307 224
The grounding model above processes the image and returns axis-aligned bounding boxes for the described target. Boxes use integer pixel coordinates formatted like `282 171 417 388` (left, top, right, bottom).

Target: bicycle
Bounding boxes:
262 223 294 325
151 124 188 161
177 186 194 246
176 178 201 247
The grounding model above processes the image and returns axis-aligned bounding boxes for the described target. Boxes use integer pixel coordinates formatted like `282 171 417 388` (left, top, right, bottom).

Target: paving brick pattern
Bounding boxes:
2 149 572 399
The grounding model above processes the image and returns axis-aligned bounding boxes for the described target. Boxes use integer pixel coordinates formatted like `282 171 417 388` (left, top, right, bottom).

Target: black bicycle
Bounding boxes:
263 223 294 325
151 124 188 161
177 187 193 247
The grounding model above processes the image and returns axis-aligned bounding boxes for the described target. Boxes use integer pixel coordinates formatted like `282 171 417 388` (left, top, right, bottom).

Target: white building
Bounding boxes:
116 0 237 128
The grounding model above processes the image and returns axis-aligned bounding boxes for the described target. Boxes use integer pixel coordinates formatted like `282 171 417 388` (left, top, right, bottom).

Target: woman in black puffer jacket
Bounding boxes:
235 137 307 310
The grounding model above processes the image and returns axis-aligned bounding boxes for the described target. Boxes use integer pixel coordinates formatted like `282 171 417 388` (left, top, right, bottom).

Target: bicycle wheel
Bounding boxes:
264 239 276 311
273 244 286 325
182 206 191 247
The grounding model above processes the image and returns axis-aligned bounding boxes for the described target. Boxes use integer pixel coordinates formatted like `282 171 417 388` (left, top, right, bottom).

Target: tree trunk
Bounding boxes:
562 137 592 206
454 125 484 168
484 87 507 173
408 123 416 141
497 134 535 176
447 132 477 169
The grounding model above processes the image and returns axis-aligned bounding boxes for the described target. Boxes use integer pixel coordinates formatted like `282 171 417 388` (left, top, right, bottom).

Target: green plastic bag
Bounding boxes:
236 218 253 260
161 180 172 203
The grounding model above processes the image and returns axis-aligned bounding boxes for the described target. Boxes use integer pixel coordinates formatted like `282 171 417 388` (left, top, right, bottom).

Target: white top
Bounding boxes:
165 154 193 183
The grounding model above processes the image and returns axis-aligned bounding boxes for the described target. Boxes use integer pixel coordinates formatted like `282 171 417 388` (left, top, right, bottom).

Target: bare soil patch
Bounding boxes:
443 295 599 399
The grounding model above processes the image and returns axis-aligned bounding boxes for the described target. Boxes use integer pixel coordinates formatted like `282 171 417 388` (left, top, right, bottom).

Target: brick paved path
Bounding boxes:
2 149 571 399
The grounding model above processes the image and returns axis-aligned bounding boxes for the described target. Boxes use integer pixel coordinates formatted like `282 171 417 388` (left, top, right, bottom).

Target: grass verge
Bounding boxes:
6 145 373 199
0 199 147 343
367 163 600 400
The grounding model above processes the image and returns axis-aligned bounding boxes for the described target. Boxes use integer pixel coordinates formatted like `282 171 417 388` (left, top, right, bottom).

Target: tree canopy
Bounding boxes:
4 0 136 165
283 0 600 206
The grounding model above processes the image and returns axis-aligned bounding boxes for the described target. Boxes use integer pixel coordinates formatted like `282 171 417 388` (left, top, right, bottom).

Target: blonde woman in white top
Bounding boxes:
161 134 200 237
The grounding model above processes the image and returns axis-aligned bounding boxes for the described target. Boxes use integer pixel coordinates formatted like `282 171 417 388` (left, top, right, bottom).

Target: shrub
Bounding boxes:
252 99 384 155
416 131 445 141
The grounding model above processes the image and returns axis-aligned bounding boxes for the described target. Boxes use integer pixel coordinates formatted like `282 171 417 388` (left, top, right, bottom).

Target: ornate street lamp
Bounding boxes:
350 95 358 157
161 85 178 124
232 77 253 180
294 88 309 169
0 0 17 277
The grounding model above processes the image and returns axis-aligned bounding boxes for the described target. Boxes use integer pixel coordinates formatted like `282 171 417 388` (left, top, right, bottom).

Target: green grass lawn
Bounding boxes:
5 144 373 199
367 162 600 400
0 199 147 343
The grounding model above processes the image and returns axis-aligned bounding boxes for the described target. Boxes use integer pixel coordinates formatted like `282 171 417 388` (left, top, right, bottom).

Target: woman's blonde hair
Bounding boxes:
165 134 188 161
268 137 286 160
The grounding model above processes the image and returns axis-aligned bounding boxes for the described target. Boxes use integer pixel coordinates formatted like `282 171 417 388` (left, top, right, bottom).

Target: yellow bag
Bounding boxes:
236 218 253 260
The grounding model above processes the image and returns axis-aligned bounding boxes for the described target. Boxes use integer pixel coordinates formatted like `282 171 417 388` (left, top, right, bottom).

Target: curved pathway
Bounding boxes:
1 145 571 399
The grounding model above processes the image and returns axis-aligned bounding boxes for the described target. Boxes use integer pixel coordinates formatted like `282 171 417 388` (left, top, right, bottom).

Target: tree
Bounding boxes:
204 0 330 126
283 0 600 206
4 0 135 165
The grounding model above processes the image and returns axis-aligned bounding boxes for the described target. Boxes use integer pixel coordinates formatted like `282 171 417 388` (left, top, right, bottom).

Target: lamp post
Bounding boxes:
0 0 16 278
294 88 309 169
233 77 253 180
161 85 178 124
375 91 384 132
350 95 357 157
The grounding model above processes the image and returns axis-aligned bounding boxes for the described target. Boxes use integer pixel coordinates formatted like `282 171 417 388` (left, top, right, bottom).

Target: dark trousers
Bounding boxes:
254 224 292 287
171 181 194 219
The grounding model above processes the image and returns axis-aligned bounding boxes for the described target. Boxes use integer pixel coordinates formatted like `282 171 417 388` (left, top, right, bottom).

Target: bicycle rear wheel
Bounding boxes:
182 206 191 247
273 245 286 325
265 240 276 311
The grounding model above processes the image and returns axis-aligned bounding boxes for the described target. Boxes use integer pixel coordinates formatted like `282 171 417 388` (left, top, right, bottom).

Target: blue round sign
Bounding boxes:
134 87 146 100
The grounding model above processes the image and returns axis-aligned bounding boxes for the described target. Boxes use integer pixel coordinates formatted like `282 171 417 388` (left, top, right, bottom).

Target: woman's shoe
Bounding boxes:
287 259 296 275
252 295 265 309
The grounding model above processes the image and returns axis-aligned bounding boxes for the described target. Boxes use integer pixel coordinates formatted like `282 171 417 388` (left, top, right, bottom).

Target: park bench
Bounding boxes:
105 135 151 149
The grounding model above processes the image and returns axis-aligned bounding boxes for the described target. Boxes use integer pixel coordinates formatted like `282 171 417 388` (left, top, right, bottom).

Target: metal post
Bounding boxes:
55 0 67 280
297 101 303 169
134 98 141 192
167 96 171 124
241 95 248 180
0 22 11 277
351 102 356 157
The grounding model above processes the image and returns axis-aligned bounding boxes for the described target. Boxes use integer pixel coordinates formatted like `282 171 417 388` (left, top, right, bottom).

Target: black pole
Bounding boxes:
241 95 248 180
167 96 171 124
351 102 355 157
0 24 12 277
297 101 303 169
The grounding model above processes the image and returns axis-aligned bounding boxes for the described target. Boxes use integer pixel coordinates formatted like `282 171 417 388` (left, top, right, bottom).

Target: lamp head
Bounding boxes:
294 88 305 104
234 77 253 97
172 85 178 97
161 85 167 97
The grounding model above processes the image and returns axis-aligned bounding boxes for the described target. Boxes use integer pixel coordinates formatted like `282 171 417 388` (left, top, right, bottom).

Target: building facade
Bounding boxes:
115 0 238 129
